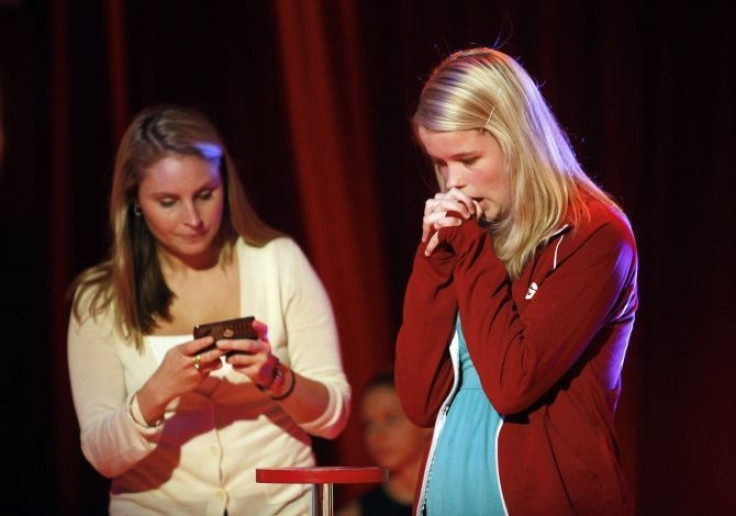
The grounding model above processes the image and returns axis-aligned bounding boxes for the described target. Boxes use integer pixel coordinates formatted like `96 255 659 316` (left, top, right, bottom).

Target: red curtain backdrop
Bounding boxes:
272 0 393 478
48 0 76 510
1 0 734 514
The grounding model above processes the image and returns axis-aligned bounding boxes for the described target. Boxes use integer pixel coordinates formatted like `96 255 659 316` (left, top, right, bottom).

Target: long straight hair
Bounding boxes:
69 105 282 350
413 48 619 278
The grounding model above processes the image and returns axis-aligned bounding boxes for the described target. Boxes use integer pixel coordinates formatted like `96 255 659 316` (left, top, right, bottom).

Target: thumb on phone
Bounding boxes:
252 319 269 342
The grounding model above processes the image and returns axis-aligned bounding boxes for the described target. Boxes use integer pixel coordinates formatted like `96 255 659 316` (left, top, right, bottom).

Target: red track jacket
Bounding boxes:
396 199 638 515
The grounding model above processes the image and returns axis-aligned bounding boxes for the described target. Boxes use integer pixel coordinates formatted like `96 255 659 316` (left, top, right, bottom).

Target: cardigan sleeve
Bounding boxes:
67 293 162 478
272 238 351 438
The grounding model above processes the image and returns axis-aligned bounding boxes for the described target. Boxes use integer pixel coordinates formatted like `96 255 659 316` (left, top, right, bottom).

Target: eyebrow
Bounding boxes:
147 181 221 197
430 151 478 161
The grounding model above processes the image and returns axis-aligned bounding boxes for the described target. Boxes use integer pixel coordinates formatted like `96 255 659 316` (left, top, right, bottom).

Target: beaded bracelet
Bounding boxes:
255 356 283 392
129 395 164 428
269 369 296 401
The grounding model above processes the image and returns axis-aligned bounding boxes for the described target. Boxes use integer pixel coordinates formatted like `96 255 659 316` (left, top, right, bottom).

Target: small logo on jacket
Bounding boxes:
525 282 538 300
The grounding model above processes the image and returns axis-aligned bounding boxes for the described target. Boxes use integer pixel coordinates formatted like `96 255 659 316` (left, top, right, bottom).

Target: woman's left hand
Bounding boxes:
216 319 280 387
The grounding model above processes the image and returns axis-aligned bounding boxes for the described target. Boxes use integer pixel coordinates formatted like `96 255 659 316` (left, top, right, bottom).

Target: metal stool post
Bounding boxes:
312 482 332 514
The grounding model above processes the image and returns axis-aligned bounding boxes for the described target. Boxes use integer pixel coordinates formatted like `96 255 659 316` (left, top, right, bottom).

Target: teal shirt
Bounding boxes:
424 317 505 515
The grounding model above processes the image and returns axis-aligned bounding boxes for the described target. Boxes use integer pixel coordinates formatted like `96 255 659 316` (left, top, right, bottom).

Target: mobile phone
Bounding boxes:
193 316 258 354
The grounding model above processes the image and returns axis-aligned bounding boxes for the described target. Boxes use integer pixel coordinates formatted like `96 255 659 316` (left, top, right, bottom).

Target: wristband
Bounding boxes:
255 356 283 392
129 395 164 428
269 369 296 401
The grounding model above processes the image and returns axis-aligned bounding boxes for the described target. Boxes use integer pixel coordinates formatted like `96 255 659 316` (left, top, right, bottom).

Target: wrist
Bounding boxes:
255 358 296 401
129 394 164 428
268 367 296 401
255 356 282 390
255 357 285 393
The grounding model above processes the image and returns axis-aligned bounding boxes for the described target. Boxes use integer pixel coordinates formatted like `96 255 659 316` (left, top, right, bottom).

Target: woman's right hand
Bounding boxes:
134 337 225 426
157 337 225 392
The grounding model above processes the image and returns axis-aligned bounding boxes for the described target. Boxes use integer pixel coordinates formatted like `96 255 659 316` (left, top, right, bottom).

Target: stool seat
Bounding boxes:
256 466 387 515
256 466 386 484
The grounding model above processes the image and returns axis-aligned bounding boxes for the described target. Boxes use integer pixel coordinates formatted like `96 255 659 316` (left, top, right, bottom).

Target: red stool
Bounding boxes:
256 466 387 515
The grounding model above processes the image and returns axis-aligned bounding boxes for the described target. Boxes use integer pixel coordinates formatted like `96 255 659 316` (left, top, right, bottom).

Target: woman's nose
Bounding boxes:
444 163 463 189
182 202 202 226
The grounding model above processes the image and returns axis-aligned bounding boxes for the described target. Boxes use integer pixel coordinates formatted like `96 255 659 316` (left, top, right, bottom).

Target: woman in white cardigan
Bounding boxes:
67 104 350 515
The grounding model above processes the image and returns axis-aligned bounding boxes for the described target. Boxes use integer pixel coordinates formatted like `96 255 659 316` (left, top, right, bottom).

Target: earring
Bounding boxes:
133 204 142 217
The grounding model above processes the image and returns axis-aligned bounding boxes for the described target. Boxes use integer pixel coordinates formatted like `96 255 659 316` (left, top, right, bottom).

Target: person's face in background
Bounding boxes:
361 384 431 473
417 126 510 223
136 154 225 266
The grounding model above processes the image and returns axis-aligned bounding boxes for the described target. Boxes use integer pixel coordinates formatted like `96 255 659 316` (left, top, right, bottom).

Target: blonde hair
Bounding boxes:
413 48 618 278
69 105 282 350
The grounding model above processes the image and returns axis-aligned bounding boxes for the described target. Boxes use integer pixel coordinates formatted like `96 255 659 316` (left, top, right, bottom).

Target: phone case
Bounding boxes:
193 316 257 341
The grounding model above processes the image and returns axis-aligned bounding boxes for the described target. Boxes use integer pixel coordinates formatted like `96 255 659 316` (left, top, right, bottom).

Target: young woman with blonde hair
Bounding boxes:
396 48 638 515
